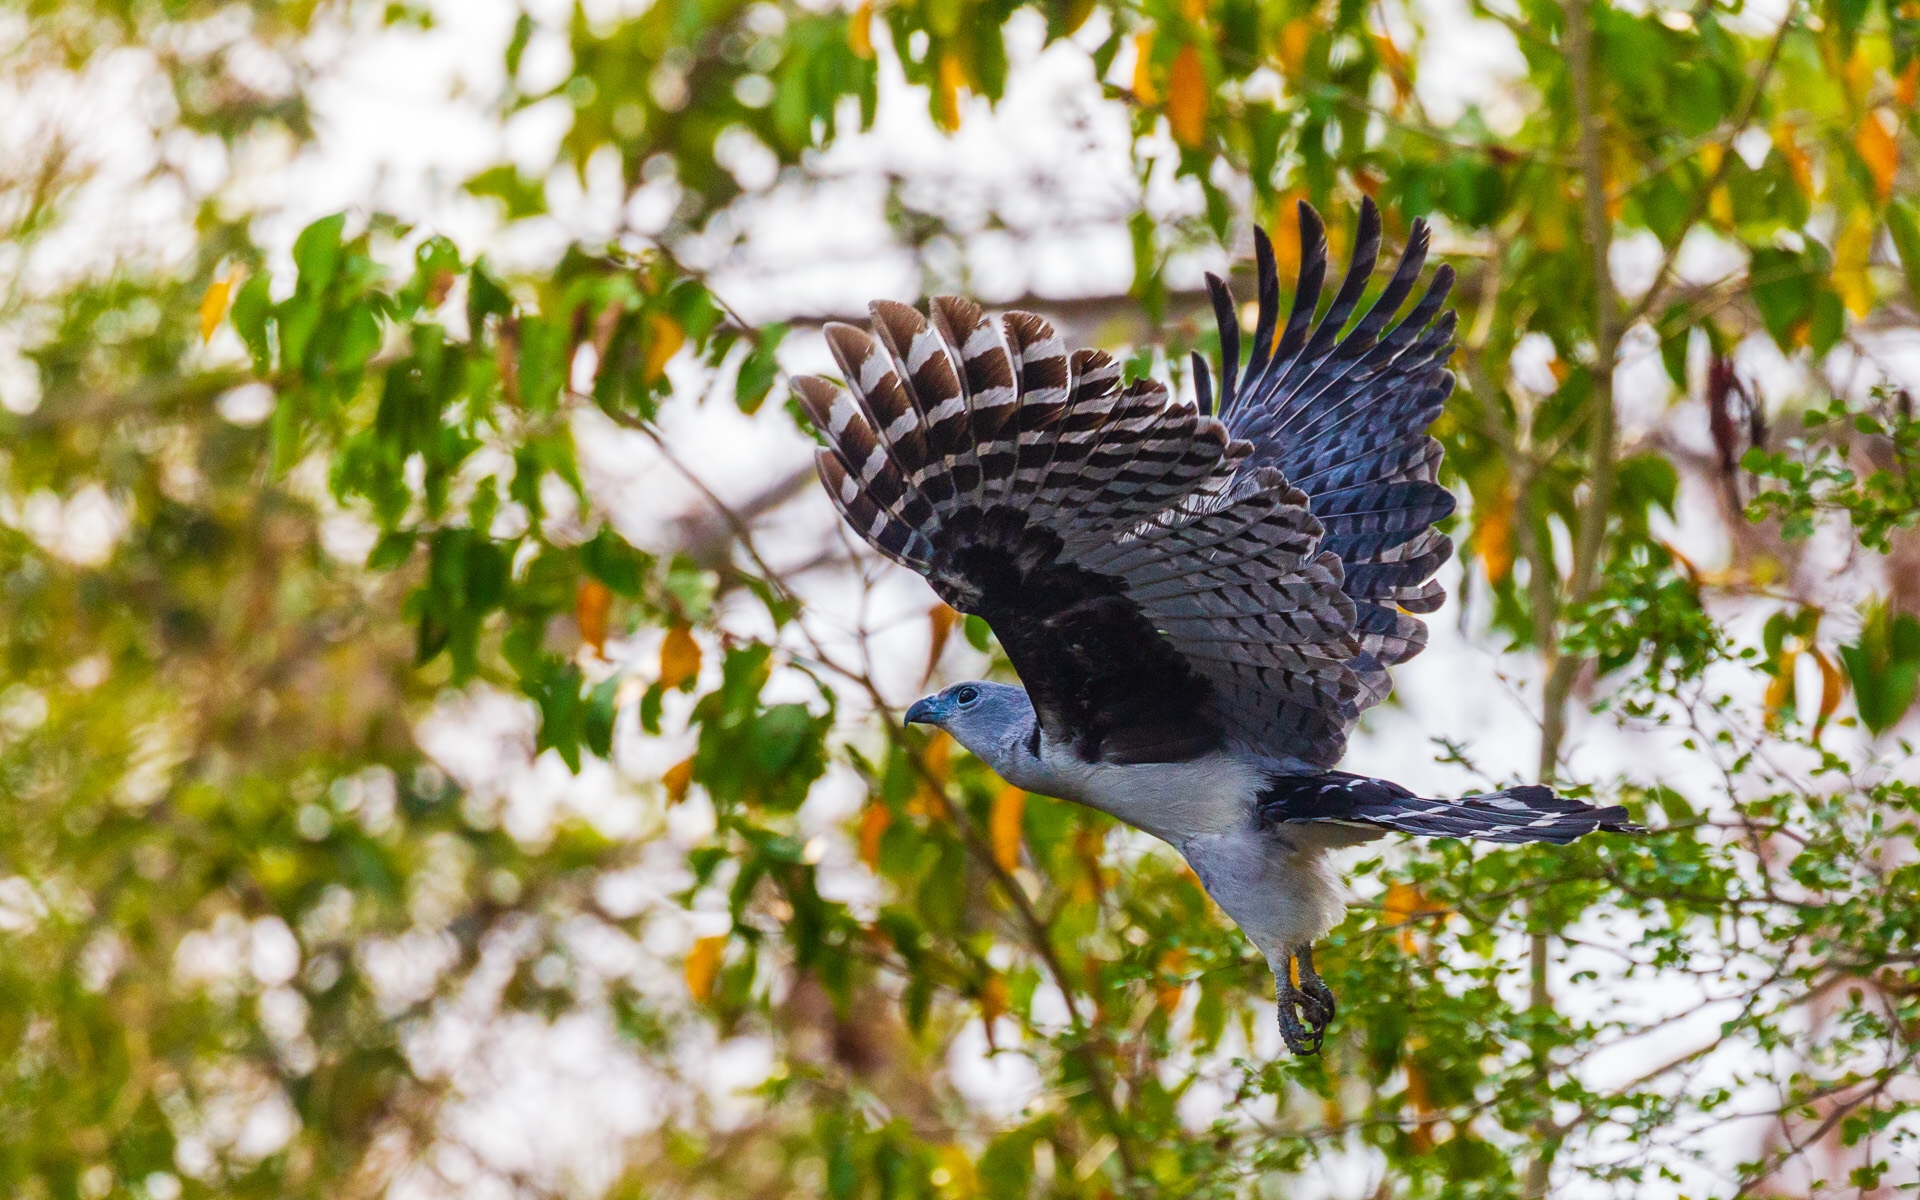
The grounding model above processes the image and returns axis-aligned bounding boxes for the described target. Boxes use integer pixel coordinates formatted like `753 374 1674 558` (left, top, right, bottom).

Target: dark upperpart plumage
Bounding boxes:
799 197 1457 771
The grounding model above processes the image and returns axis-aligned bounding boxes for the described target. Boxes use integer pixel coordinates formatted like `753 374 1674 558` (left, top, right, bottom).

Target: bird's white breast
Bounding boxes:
1009 747 1268 846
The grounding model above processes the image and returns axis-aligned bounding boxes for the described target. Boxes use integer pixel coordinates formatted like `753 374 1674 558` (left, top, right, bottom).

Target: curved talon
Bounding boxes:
1275 945 1337 1056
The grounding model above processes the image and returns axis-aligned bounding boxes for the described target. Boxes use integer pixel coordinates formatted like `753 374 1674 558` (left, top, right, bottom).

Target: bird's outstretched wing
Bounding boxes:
796 296 1363 766
1194 197 1459 726
797 203 1457 767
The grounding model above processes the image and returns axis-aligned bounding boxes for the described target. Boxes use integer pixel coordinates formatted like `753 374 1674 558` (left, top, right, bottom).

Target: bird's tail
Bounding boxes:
1366 784 1639 845
1259 772 1640 845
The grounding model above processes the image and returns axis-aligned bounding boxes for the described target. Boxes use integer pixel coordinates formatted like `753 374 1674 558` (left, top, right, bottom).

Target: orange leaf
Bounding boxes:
1167 44 1208 148
1276 18 1312 78
1156 947 1187 1014
1383 883 1446 953
989 785 1026 872
576 578 612 653
685 935 725 1001
1406 1054 1438 1150
1071 823 1106 902
858 800 891 869
199 267 242 343
1899 58 1919 110
1374 33 1411 104
910 733 950 819
925 604 959 685
936 53 966 132
848 0 874 59
1474 487 1514 584
1263 190 1306 289
980 972 1008 1024
659 624 701 690
641 312 684 384
1131 31 1158 103
1771 122 1812 196
1857 109 1899 205
663 757 694 805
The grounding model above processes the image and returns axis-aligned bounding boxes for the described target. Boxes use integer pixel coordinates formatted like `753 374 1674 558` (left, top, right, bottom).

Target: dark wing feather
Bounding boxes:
798 302 1361 766
1210 198 1459 722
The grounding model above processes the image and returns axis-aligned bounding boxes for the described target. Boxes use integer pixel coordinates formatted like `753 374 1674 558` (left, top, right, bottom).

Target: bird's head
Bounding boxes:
903 681 1035 770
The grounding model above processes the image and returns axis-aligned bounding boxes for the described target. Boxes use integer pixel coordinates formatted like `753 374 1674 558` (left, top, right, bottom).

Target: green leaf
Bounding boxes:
463 165 548 221
292 212 349 297
735 324 786 414
1886 198 1920 307
584 674 621 759
230 272 275 373
1838 605 1920 734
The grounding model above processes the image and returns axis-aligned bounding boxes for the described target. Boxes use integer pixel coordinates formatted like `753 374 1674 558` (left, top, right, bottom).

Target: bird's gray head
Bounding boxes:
903 681 1035 771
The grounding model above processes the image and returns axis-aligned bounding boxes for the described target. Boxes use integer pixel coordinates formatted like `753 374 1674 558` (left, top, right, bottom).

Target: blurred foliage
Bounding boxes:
3 0 1920 1197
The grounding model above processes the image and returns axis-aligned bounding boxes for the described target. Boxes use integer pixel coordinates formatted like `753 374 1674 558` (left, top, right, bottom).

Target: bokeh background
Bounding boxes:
3 0 1920 1196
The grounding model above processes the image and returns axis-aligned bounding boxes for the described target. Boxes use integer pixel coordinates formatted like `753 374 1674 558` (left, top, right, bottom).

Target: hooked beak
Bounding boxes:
903 696 942 726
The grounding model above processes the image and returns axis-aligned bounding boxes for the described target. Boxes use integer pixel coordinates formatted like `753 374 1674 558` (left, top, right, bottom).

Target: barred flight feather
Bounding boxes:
798 201 1463 767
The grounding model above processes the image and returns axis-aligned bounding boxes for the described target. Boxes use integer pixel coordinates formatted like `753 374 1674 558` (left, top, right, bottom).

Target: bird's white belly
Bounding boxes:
1003 747 1348 962
1180 831 1348 966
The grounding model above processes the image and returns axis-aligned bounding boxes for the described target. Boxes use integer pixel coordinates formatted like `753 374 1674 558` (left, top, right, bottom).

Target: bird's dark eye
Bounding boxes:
954 685 980 705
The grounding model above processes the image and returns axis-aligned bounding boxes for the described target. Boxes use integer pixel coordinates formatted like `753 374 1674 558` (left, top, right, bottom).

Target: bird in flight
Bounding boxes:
794 199 1634 1055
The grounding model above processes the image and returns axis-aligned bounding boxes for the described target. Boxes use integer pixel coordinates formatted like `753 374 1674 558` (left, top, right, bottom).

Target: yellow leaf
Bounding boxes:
659 624 701 690
1811 647 1845 741
1834 208 1877 318
848 0 874 59
1131 31 1158 103
663 757 694 805
936 52 966 132
1167 44 1208 148
858 800 891 869
1857 108 1899 205
685 935 725 1001
989 785 1025 872
1844 45 1874 103
198 267 242 343
1708 184 1734 227
641 312 684 384
1276 18 1312 78
1474 486 1514 585
1764 649 1799 729
1179 0 1209 23
576 578 612 653
934 1145 977 1193
924 603 958 685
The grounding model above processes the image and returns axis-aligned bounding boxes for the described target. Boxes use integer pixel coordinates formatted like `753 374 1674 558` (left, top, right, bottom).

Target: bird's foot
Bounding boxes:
1276 945 1337 1056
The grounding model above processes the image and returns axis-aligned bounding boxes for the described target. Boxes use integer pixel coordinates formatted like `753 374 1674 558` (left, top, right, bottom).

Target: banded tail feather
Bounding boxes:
1257 772 1641 846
